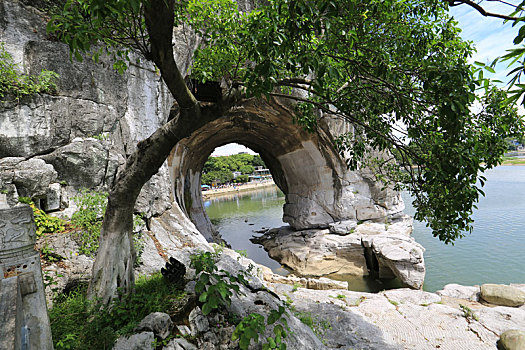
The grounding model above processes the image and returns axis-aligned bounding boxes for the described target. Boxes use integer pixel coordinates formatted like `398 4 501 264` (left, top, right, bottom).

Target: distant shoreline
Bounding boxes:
500 158 525 166
202 181 276 199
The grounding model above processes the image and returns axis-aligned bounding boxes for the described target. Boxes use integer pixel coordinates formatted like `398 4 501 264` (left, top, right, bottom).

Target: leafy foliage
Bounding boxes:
201 153 265 185
190 250 247 315
186 0 525 243
47 0 525 246
71 189 144 256
232 306 289 350
18 197 66 237
0 42 59 99
50 273 185 350
71 189 108 256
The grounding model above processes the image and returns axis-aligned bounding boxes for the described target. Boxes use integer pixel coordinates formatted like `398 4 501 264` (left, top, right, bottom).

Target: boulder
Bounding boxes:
363 234 425 289
11 158 58 198
499 330 525 350
481 284 525 307
436 284 480 301
135 312 173 340
112 332 154 350
253 226 368 277
164 338 198 350
37 138 119 189
188 307 209 336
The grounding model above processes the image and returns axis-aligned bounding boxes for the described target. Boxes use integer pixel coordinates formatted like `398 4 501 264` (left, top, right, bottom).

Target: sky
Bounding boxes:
212 2 522 156
449 1 521 83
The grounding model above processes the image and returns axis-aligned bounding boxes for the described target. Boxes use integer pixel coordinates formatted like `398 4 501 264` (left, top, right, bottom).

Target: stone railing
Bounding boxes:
0 199 53 350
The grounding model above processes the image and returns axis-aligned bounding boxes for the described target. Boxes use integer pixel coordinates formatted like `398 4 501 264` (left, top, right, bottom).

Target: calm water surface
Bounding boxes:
204 187 289 275
406 166 525 291
205 166 525 292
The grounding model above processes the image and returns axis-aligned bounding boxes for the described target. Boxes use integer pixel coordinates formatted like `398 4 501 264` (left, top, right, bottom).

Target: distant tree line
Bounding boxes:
201 153 265 185
506 136 525 151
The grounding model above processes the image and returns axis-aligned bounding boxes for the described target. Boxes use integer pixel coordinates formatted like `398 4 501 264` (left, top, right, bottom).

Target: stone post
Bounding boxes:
0 204 53 349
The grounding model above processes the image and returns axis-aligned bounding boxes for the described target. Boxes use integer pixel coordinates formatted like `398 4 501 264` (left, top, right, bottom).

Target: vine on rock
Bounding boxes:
189 249 290 349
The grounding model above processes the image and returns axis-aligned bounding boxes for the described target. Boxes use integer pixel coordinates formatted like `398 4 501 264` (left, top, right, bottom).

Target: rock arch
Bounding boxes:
168 97 405 241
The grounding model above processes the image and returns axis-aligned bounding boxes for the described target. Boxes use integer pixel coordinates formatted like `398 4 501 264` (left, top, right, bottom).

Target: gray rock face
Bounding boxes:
254 216 424 289
436 283 480 301
499 330 525 350
0 0 173 219
189 307 210 336
112 332 154 350
481 284 525 307
38 138 121 190
136 312 173 340
363 234 425 289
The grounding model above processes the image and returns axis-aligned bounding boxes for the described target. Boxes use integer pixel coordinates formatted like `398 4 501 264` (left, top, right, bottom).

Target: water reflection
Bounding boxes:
205 186 290 274
205 166 525 293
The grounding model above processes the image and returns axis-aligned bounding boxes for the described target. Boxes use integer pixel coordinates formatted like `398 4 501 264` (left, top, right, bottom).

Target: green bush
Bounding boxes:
18 197 66 237
190 250 246 315
71 189 145 258
0 42 59 99
50 273 185 350
71 189 108 256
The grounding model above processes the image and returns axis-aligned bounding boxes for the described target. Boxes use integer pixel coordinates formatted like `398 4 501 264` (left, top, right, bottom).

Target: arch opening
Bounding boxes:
168 98 404 242
166 97 417 290
200 143 290 274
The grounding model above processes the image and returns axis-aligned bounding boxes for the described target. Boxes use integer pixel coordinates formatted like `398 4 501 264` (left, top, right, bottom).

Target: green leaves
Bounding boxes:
0 42 59 99
190 250 240 315
47 0 148 72
233 306 288 350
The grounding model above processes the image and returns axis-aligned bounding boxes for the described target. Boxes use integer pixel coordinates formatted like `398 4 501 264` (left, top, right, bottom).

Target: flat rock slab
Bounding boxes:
436 284 480 301
270 284 525 350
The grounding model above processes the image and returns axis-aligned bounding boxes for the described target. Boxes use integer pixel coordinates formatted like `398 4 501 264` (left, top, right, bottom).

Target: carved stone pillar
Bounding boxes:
0 205 53 350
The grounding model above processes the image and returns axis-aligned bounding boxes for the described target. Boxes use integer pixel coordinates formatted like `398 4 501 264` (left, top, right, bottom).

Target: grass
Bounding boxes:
500 156 525 165
50 273 186 350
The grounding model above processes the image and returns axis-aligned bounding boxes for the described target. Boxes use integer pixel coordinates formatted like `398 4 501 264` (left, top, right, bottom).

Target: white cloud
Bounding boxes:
449 2 521 84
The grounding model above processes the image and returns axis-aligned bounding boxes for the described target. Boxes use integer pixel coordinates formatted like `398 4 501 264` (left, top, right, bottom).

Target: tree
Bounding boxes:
48 0 524 303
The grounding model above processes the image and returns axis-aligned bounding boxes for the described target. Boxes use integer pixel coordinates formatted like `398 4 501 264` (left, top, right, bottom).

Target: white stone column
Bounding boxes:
0 205 53 350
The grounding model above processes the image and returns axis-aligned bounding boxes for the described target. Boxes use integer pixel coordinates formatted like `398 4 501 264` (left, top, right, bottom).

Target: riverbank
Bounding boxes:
202 180 276 198
500 157 525 165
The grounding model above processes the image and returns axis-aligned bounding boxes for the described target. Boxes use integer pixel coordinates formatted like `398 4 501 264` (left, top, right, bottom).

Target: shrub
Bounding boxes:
50 273 185 350
71 189 145 258
0 42 59 99
18 197 66 237
71 189 107 256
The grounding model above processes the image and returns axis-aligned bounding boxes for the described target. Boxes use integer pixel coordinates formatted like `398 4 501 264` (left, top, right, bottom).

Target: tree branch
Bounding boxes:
144 0 197 109
447 0 521 21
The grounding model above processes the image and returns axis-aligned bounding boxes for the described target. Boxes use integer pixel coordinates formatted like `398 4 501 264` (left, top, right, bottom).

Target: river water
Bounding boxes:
205 166 525 292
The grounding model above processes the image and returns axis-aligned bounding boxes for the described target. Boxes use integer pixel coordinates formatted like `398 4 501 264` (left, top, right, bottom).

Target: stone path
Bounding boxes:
270 284 525 350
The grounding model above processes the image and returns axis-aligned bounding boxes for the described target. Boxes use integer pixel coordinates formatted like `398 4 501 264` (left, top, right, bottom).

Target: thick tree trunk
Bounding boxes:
88 0 238 304
88 103 231 303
